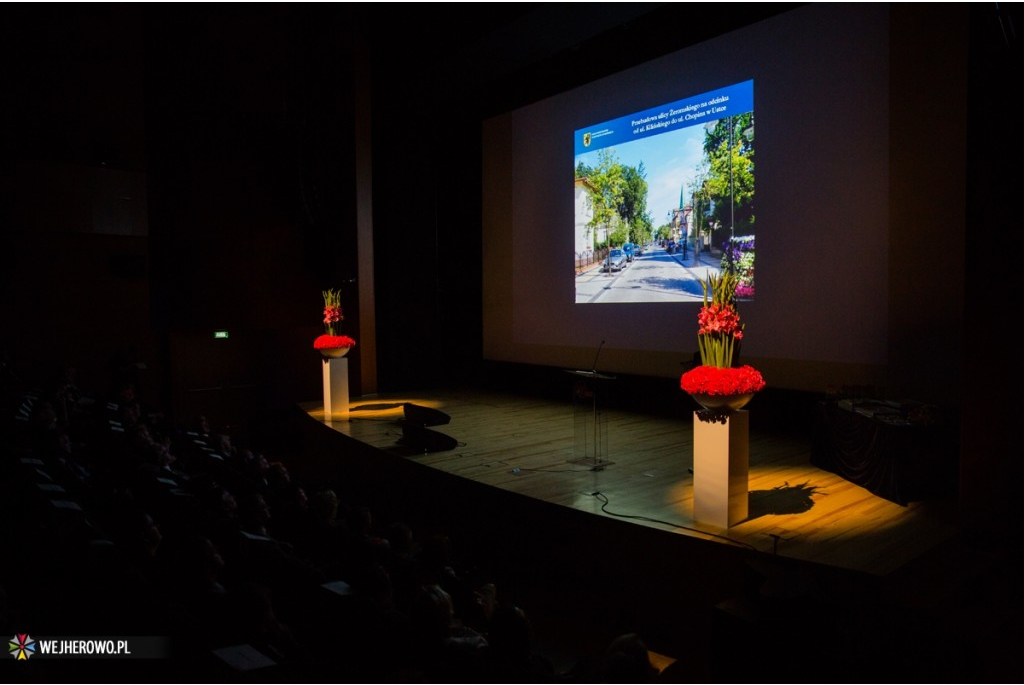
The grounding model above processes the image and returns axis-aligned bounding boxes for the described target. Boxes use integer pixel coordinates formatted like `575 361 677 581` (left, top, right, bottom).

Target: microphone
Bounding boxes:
591 340 606 373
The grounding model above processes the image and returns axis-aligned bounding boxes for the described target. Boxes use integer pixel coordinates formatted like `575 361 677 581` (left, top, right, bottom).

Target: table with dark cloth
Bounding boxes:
811 400 958 506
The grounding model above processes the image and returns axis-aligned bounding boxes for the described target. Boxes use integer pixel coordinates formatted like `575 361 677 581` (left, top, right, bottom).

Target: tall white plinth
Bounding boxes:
322 358 349 420
693 410 749 528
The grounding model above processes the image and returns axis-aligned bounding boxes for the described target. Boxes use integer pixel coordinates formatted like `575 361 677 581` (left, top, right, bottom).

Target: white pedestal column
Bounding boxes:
693 410 749 528
322 358 349 420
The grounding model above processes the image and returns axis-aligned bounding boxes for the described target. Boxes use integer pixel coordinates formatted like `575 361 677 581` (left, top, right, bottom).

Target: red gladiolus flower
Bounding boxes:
697 304 741 336
323 305 343 325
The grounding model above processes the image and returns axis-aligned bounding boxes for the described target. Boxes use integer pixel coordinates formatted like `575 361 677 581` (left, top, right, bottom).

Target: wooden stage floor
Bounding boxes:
299 384 961 579
283 385 1016 682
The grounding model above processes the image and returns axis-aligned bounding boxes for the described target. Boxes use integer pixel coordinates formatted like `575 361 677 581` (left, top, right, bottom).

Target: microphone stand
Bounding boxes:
591 339 605 376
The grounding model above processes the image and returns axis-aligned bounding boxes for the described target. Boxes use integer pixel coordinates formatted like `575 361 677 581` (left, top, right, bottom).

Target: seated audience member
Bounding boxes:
162 533 230 646
268 481 314 550
482 602 557 683
233 490 325 600
217 581 312 675
301 487 348 573
406 582 489 681
338 504 391 576
265 460 292 498
598 632 659 683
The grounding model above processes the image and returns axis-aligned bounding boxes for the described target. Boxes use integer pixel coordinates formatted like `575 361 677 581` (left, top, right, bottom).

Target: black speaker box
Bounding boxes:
402 402 451 427
399 424 457 453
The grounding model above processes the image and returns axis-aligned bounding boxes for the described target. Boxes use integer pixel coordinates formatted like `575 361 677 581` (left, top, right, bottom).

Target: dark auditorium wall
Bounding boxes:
142 7 362 425
2 7 157 404
3 6 364 425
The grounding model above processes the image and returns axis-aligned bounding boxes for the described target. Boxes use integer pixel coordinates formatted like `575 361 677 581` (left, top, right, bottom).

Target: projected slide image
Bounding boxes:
573 80 755 304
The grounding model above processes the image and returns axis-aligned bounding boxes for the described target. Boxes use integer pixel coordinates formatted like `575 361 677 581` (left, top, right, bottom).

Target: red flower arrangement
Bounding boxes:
681 271 765 403
314 288 356 354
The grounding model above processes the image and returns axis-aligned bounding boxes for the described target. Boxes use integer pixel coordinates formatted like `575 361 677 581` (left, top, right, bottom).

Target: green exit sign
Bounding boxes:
213 331 230 339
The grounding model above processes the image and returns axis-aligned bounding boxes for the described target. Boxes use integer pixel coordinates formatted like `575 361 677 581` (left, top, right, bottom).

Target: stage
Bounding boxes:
297 384 961 578
280 384 1003 682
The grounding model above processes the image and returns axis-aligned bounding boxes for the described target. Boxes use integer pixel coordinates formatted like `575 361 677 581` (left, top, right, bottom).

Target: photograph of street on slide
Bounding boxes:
574 80 755 305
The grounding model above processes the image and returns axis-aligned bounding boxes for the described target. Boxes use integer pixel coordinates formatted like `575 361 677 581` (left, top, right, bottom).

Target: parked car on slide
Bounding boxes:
603 248 627 272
